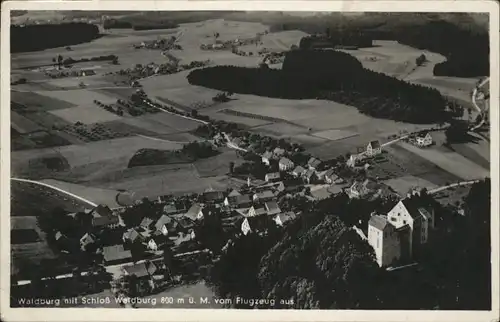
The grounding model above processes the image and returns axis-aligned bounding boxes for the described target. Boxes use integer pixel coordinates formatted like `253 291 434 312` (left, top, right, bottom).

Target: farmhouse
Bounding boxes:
139 217 155 229
322 169 343 184
247 205 267 217
303 169 317 184
366 140 382 156
307 157 322 170
154 215 173 236
292 165 306 177
122 261 158 293
274 211 297 227
348 179 381 199
240 216 269 236
228 189 241 197
146 235 165 251
91 214 120 230
184 204 206 221
265 172 280 182
79 233 96 251
253 190 275 203
415 132 433 147
103 244 133 265
89 205 113 218
224 194 252 208
163 204 181 215
265 200 281 216
79 69 96 77
279 157 294 171
261 151 273 165
123 228 145 243
368 214 411 267
174 230 196 246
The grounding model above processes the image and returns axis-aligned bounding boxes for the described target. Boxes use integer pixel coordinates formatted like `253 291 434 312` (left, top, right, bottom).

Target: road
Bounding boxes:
11 177 98 207
471 77 490 131
428 179 480 195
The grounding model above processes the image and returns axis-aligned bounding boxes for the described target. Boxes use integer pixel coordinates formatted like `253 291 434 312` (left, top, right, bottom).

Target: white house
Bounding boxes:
224 194 252 208
348 179 380 199
307 157 322 170
147 238 159 251
154 215 173 236
261 151 273 165
80 233 96 251
247 206 267 217
274 211 297 227
415 132 433 147
292 165 306 177
184 203 205 221
279 157 294 171
323 169 343 184
366 140 382 156
265 172 280 182
241 218 252 235
303 169 317 184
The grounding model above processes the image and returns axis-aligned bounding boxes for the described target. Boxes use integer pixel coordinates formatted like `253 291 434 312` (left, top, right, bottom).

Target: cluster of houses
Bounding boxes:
133 37 181 50
45 67 97 79
261 147 344 187
347 132 434 168
367 189 434 267
200 35 263 51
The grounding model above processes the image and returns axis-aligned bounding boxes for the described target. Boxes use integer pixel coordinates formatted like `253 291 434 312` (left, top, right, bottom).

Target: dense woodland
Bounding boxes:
103 18 178 30
208 180 491 309
188 50 448 124
11 23 101 53
294 19 488 77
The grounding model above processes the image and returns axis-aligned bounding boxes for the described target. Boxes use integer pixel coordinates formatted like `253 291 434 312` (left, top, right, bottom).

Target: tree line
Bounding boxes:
11 23 101 53
187 50 448 124
272 14 488 77
103 18 178 30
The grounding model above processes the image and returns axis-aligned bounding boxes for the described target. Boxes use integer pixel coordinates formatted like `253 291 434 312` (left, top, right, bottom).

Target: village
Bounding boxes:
17 118 453 304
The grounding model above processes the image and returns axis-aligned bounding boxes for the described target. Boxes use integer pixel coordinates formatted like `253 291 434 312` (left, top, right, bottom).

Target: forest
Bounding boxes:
11 23 101 53
293 18 488 77
187 50 448 124
207 179 491 309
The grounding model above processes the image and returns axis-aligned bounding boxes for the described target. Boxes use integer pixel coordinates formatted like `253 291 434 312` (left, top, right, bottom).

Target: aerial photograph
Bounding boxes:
9 11 491 310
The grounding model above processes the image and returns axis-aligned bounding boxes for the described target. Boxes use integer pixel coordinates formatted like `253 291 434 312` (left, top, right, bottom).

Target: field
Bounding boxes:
11 91 76 112
384 175 438 196
49 105 122 124
397 141 489 181
367 145 460 187
11 111 43 133
12 136 183 177
39 179 122 208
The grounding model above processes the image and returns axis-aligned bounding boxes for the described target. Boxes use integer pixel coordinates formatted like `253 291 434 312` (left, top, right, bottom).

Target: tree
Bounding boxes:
57 55 63 69
258 215 381 309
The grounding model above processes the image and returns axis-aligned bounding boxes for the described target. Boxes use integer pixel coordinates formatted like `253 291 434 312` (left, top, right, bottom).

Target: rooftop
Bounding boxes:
123 261 157 278
103 244 132 263
368 214 389 230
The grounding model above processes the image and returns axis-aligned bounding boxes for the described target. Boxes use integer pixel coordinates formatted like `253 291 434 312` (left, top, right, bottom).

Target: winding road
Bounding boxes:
471 77 490 131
